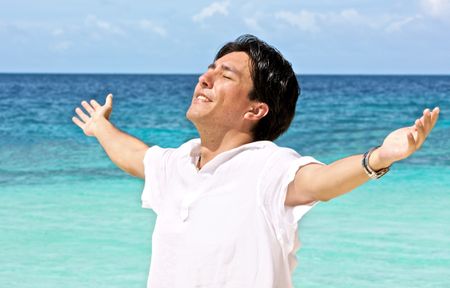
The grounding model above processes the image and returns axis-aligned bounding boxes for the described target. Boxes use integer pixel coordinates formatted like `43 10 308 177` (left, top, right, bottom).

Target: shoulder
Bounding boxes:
144 138 198 165
148 138 199 155
257 142 323 184
255 141 301 162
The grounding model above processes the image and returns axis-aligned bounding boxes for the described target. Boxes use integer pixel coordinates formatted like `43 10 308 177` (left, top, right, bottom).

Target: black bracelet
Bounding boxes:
362 146 390 179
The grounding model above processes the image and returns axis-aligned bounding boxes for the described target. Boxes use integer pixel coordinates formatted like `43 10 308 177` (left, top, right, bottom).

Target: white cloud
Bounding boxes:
325 9 364 25
275 10 319 33
385 15 422 33
85 15 125 35
51 41 71 52
139 19 167 37
244 17 262 31
275 8 424 34
52 28 64 36
243 11 267 32
192 1 230 22
420 0 450 19
275 9 368 33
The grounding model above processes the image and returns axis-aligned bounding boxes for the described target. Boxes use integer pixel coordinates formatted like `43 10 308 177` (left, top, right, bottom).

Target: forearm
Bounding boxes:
306 150 390 201
93 117 149 178
289 108 438 205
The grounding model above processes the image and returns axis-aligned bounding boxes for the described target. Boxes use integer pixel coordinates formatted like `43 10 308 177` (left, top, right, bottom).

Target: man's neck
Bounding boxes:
196 130 254 169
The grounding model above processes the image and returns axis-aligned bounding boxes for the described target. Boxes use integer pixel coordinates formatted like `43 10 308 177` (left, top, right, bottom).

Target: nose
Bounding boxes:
198 70 213 89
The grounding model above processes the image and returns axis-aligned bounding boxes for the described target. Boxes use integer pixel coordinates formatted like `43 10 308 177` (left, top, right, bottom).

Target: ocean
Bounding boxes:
0 74 449 287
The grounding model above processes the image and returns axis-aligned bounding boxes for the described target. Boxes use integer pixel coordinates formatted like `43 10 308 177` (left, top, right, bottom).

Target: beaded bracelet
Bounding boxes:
362 146 390 179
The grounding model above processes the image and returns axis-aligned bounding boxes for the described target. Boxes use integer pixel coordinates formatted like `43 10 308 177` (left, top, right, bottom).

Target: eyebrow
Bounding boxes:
208 62 241 76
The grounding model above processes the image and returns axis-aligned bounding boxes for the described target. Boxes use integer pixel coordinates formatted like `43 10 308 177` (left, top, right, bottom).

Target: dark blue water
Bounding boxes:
0 74 449 288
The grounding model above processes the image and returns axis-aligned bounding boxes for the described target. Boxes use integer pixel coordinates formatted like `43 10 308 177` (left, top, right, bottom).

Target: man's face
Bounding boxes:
186 51 255 131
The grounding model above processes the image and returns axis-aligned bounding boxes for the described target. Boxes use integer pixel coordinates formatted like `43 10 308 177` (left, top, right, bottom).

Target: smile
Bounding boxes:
194 94 212 102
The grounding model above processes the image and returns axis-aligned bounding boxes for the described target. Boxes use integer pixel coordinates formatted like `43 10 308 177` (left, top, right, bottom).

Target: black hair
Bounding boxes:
215 34 299 141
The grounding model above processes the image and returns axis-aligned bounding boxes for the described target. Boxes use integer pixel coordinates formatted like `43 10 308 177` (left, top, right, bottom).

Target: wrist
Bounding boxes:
368 147 392 171
362 146 391 179
92 116 111 137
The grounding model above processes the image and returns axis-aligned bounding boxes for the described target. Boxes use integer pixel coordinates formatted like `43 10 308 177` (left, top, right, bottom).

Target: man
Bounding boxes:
72 35 439 287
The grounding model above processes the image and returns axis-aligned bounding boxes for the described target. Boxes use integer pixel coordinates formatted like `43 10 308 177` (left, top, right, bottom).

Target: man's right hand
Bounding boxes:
72 93 113 137
71 93 148 178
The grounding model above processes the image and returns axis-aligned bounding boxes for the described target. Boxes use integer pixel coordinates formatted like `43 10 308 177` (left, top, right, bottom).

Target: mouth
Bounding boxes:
194 93 212 103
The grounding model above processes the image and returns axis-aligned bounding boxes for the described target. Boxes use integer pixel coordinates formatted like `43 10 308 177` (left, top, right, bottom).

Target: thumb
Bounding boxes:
105 93 113 107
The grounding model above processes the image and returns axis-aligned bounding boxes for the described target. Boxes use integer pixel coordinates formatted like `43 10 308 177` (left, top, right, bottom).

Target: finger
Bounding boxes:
418 109 427 127
415 119 426 149
407 131 416 153
81 100 95 115
422 108 431 133
105 93 113 107
90 99 101 109
72 116 85 129
430 107 440 130
75 107 90 122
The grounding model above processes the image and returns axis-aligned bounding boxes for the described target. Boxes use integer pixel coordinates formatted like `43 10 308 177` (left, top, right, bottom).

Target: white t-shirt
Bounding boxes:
141 139 323 288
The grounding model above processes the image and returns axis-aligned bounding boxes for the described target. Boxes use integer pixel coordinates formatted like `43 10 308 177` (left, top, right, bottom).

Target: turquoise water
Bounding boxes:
0 74 449 287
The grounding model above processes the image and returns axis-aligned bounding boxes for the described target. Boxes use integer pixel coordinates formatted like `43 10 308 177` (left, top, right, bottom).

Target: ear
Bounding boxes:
244 102 269 121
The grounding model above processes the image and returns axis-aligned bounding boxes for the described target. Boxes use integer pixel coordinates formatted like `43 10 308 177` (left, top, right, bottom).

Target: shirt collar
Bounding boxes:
187 138 272 173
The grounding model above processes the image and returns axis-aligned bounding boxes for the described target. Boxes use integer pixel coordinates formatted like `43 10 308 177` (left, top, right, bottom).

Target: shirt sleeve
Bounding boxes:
258 148 324 248
141 145 172 214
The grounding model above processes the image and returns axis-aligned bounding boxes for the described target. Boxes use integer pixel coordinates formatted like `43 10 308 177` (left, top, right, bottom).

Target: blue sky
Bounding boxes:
1 0 449 74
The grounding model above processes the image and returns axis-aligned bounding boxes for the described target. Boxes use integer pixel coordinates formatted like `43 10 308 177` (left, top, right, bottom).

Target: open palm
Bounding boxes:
376 107 440 165
72 94 113 137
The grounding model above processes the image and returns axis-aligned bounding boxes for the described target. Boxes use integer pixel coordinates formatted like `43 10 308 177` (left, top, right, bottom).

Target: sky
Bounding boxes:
1 0 449 74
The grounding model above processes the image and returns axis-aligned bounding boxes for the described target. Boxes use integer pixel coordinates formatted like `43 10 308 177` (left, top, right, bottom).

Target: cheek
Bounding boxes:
214 83 252 113
221 83 249 102
231 87 252 108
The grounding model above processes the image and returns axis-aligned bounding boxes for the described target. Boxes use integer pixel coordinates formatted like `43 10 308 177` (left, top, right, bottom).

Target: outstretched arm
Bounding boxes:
72 94 149 179
285 107 440 206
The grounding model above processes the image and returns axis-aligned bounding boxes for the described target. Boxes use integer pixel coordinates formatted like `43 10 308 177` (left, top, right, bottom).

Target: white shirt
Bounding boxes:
141 139 322 288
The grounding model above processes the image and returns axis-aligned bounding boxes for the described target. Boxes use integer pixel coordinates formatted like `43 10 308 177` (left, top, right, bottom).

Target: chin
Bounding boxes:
186 110 193 121
186 107 201 122
187 109 212 128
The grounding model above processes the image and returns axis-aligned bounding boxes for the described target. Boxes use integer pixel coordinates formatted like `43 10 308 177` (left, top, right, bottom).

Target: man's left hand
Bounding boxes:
370 107 440 170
